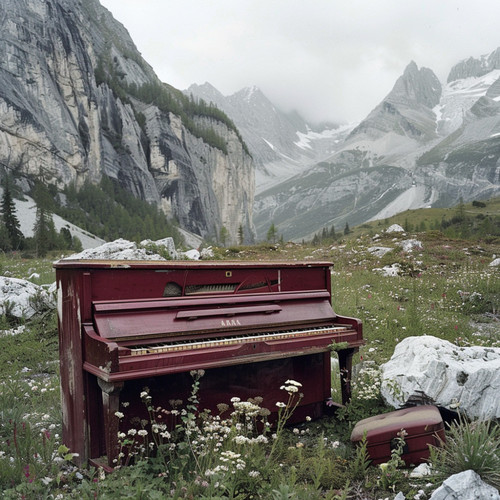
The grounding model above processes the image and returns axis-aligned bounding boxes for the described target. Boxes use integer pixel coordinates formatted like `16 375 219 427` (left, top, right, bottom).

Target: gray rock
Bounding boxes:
381 336 500 419
429 470 500 500
0 277 54 319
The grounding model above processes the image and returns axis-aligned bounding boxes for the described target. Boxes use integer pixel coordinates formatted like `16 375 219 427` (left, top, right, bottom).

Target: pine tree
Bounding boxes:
219 226 228 247
1 180 23 250
33 203 57 257
267 223 277 244
238 224 244 245
344 222 351 235
0 221 12 251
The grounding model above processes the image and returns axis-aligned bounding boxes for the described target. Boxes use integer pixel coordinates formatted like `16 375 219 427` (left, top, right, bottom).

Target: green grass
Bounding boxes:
0 231 499 498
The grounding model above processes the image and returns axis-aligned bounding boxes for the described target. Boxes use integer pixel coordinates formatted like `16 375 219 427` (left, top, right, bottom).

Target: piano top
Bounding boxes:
54 259 334 270
91 290 336 341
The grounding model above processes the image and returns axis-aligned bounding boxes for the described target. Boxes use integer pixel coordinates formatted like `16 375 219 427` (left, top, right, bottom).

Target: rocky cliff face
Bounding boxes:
0 0 254 244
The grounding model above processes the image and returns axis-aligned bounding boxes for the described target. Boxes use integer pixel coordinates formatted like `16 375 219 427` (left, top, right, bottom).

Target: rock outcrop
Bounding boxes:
381 336 500 419
429 470 500 500
0 0 254 245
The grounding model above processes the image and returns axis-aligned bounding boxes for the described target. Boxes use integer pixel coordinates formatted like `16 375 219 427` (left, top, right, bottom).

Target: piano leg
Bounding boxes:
337 348 356 405
97 379 124 467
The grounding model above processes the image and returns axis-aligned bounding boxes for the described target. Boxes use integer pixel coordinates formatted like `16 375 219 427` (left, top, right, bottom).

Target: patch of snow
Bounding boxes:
435 69 500 136
0 188 106 250
368 185 431 222
489 258 500 267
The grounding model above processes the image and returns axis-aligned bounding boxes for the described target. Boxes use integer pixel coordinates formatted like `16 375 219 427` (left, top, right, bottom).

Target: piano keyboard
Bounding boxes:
129 325 351 356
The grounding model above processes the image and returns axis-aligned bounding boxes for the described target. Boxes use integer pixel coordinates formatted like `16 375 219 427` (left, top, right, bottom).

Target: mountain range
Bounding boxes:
189 56 500 241
0 0 499 244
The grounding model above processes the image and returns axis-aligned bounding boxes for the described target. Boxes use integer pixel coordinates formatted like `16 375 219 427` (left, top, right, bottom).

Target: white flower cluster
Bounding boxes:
280 379 303 395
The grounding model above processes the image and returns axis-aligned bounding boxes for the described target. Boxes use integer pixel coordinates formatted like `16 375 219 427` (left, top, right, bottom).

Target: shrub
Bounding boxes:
429 416 500 489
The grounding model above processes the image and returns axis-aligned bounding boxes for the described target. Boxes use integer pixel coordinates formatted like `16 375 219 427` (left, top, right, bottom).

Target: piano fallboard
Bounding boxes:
91 290 335 341
83 289 362 383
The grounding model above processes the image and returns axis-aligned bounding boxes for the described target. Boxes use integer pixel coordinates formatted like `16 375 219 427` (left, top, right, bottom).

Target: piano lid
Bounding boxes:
91 290 336 342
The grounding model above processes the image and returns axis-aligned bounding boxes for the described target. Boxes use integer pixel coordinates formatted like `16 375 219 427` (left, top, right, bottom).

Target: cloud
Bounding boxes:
100 0 500 123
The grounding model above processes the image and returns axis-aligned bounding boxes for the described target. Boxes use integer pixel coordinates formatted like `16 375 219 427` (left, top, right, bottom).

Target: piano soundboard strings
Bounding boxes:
129 325 352 355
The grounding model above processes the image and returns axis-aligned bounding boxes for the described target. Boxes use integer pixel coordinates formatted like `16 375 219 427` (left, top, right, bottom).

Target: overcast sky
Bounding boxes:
99 0 500 124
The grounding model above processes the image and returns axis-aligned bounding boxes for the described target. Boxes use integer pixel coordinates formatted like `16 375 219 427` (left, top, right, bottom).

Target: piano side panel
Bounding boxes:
56 269 90 465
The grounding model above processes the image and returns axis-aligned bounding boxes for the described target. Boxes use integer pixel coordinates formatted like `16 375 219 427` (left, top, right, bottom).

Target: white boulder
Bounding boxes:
399 239 423 252
0 277 53 319
200 246 215 259
141 237 178 259
381 336 500 419
181 249 201 260
386 224 405 233
429 470 500 500
373 263 401 276
367 246 393 257
63 238 167 261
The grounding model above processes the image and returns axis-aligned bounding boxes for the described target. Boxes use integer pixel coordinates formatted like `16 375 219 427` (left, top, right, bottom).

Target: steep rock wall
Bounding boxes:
0 0 254 244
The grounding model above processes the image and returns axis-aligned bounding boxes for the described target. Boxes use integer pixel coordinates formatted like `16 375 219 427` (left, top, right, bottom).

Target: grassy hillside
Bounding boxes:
0 216 498 498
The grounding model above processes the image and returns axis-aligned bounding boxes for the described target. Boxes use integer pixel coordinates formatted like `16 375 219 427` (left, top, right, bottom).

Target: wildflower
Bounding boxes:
284 379 302 387
248 470 260 478
276 402 286 408
233 435 249 445
138 430 148 437
305 416 311 422
114 411 124 419
230 396 241 403
127 429 137 436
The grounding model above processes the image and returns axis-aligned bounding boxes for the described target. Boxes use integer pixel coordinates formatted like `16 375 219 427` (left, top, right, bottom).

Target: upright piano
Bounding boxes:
54 260 363 467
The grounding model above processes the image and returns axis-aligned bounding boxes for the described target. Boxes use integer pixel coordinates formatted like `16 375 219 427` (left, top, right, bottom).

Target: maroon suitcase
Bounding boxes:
350 405 445 465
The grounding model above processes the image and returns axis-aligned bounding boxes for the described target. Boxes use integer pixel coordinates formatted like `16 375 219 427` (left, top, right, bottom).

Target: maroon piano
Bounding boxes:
54 259 363 467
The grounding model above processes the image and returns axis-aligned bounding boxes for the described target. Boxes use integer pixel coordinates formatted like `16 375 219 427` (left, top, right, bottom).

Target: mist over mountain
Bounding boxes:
186 83 349 193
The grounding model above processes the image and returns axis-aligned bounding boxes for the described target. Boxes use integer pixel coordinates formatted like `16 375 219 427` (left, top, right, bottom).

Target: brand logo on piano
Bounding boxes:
221 319 242 327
